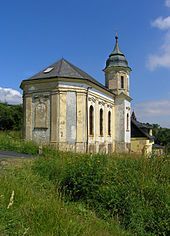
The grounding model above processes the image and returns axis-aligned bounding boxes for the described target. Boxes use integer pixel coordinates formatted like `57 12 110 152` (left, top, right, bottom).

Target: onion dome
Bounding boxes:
105 34 131 70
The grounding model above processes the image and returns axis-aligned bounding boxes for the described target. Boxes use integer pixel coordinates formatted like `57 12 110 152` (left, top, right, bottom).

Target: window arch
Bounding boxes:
89 105 94 135
121 76 124 89
100 108 103 136
127 113 129 131
108 111 111 136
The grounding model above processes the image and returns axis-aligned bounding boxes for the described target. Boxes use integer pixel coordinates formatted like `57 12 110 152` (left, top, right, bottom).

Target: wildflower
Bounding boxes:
7 190 14 209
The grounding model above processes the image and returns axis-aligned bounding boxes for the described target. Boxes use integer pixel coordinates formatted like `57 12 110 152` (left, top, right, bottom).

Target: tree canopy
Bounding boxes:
0 103 23 130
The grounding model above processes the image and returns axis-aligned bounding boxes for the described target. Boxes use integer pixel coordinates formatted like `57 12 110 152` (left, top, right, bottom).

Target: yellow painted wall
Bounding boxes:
131 138 154 155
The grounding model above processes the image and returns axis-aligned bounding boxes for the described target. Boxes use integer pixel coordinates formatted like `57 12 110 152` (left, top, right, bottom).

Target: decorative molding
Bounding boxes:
107 104 113 109
98 101 105 106
33 94 49 103
88 97 96 103
126 106 131 111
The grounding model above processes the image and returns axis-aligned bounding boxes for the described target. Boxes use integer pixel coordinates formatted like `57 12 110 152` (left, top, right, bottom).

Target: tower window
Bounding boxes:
121 76 124 89
89 105 94 135
108 111 111 136
127 113 129 131
100 108 103 136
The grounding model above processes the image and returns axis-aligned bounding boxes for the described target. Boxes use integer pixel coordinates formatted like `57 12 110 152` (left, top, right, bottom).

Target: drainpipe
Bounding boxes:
86 87 92 153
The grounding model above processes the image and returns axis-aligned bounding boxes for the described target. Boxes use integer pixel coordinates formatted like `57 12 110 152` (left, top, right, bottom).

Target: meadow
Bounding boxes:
0 131 169 236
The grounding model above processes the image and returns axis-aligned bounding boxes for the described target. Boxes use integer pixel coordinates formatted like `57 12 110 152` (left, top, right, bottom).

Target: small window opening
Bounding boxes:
100 109 103 136
108 111 111 135
127 113 129 131
89 105 94 135
121 76 124 89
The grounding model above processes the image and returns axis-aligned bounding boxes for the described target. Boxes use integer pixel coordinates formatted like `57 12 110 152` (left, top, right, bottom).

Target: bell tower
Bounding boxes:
104 34 131 96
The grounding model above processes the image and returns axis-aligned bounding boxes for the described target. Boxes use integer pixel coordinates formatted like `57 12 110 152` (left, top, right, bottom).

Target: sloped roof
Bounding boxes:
131 118 155 141
23 58 112 93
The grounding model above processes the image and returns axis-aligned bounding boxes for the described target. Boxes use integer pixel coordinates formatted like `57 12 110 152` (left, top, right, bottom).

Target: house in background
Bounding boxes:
131 111 154 155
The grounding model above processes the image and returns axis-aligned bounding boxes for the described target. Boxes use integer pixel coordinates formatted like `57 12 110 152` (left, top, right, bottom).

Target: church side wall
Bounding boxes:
23 80 116 154
88 91 115 154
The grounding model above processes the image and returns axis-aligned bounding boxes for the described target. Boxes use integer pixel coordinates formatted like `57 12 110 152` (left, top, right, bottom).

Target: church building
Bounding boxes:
20 35 135 153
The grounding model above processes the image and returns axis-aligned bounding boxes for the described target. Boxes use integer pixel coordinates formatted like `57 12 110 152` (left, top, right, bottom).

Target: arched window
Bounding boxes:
121 76 124 89
89 105 94 135
127 113 129 131
108 111 111 136
100 108 103 136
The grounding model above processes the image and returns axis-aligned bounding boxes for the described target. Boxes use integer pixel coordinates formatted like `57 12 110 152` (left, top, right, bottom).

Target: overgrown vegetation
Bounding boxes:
0 159 129 236
0 131 39 155
0 103 23 130
33 152 170 236
0 132 170 235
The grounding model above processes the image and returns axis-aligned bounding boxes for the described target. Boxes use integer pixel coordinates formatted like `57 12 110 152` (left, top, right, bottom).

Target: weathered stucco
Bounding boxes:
131 138 154 155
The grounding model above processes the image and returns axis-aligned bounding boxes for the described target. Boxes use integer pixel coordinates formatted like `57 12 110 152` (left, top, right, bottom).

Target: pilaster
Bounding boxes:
25 95 32 140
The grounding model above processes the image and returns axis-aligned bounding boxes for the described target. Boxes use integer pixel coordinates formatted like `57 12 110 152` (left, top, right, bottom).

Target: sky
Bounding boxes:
0 0 170 128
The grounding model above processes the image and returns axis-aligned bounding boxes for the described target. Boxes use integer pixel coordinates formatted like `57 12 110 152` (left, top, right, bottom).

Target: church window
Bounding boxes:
100 108 103 136
121 76 124 89
127 113 129 131
89 105 94 135
108 111 111 135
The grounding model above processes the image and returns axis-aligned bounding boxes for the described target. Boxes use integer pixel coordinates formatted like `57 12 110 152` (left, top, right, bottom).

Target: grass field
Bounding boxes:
0 158 130 236
0 131 169 235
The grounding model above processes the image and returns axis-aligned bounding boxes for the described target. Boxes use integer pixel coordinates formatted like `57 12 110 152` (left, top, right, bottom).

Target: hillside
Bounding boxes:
0 158 130 236
0 131 169 236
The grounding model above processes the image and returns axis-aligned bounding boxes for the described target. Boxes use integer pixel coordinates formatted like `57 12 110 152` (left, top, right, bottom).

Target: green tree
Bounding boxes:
0 103 23 130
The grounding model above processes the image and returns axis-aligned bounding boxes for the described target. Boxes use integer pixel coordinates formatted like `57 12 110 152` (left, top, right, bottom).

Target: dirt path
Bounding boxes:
0 150 34 159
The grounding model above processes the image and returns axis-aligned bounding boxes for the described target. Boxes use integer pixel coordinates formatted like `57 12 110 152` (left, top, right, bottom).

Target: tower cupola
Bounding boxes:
105 34 130 69
104 34 131 96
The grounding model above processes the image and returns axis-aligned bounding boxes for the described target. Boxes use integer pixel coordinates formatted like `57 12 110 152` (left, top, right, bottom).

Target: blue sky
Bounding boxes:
0 0 170 127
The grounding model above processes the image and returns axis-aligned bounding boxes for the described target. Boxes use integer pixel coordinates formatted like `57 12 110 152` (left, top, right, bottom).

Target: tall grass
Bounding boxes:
0 131 39 155
33 153 170 236
0 131 169 235
0 159 129 236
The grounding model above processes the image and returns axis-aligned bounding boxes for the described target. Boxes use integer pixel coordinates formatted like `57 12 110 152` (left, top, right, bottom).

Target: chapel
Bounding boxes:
20 35 154 154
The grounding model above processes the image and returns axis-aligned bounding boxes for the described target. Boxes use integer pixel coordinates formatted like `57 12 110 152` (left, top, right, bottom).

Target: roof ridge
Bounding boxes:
58 58 64 76
60 59 84 78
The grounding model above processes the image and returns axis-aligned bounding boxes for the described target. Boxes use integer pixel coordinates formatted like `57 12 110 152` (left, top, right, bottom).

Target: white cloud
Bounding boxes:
165 0 170 7
148 16 170 70
147 40 170 70
147 1 170 70
0 87 22 105
151 16 170 30
134 99 170 128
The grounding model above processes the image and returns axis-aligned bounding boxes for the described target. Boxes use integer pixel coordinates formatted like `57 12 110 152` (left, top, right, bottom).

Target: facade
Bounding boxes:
20 35 134 154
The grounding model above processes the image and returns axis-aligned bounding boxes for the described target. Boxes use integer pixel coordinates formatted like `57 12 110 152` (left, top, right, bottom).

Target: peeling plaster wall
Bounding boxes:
32 94 50 144
66 92 76 144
